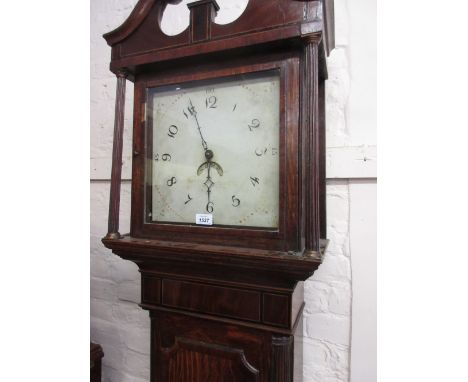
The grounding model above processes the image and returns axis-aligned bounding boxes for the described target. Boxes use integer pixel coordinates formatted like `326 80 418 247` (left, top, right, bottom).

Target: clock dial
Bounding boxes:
146 70 280 228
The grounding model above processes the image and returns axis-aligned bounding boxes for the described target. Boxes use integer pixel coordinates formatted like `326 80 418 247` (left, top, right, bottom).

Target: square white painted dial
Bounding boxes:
146 70 280 228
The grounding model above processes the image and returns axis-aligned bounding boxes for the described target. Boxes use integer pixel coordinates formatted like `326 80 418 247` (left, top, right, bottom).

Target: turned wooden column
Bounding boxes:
303 41 321 256
105 68 128 239
319 76 327 238
271 335 293 382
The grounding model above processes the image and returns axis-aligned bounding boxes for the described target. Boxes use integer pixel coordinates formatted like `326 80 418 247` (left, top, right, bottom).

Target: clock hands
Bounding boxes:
197 161 223 177
188 99 208 151
197 149 224 211
187 99 223 212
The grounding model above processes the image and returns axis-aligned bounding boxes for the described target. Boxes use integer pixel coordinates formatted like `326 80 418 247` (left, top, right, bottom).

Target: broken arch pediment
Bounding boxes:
103 0 334 75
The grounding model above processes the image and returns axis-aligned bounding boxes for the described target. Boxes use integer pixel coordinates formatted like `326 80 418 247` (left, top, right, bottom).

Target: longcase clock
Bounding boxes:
102 1 334 381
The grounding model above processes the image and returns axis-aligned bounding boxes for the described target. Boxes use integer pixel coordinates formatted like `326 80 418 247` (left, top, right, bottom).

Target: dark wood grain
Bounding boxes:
90 342 104 382
303 42 321 256
263 293 290 328
319 77 327 238
161 279 261 322
188 0 219 43
103 235 321 286
103 1 182 46
163 337 259 381
271 336 293 382
211 0 304 39
141 275 161 304
323 0 336 55
105 69 128 239
103 0 333 75
101 1 335 381
151 310 269 381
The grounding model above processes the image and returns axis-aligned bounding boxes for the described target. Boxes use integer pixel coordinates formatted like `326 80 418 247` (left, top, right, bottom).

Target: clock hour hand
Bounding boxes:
197 149 223 176
197 158 223 177
197 150 223 211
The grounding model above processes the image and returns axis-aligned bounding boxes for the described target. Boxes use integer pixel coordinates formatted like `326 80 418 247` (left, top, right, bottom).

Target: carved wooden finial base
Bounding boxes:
104 232 121 240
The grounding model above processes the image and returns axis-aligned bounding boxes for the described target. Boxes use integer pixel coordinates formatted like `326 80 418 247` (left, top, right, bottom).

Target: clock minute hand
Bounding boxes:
188 99 208 151
187 99 223 174
187 99 223 211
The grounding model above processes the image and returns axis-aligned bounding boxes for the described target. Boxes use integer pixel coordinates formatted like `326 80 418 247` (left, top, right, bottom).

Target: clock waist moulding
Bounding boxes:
101 1 334 381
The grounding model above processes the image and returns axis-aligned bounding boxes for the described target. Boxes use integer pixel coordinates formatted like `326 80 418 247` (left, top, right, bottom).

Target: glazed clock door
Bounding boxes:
146 70 280 228
132 57 301 250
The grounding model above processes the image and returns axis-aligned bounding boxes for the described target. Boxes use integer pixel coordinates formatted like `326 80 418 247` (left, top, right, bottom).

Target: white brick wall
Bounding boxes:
91 1 376 381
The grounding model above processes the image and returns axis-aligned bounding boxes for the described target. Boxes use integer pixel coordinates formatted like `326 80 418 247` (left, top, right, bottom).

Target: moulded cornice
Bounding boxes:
103 0 332 48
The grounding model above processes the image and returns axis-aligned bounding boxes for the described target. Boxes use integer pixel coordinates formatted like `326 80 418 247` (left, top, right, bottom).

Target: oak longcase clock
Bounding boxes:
102 1 334 381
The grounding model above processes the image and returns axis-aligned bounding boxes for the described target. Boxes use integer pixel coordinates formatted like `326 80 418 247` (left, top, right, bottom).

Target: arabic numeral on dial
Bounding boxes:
232 195 240 207
250 177 260 187
255 147 268 157
167 125 178 138
205 95 217 109
187 102 196 116
206 202 214 213
248 118 260 131
167 177 177 187
154 153 171 162
254 147 278 157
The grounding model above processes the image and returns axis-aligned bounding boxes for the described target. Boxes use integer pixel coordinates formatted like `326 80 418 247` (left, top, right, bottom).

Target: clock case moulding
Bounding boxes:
101 1 334 380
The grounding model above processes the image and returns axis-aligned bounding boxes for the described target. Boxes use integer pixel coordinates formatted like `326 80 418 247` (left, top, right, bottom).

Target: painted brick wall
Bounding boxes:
90 1 362 381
